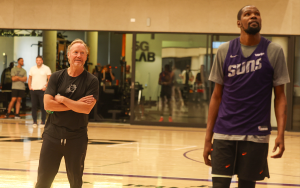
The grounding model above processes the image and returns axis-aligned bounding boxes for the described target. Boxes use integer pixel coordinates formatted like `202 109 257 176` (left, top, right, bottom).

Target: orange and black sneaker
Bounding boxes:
159 116 164 122
168 116 173 122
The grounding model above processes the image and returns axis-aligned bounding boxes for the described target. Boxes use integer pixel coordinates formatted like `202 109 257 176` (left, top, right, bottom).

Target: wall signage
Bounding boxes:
135 41 155 62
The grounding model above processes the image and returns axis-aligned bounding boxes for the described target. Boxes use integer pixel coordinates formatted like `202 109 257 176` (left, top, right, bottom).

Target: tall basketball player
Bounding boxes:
203 5 290 188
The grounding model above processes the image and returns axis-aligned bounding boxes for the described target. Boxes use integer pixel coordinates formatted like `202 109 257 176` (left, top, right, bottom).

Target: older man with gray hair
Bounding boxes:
35 39 99 188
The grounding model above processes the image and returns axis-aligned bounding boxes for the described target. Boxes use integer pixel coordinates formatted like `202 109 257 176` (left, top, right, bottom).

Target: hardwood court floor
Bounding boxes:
0 119 299 188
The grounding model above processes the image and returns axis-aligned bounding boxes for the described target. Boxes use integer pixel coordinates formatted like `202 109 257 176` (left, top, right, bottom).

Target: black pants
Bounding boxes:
35 134 88 188
160 86 172 116
30 90 46 123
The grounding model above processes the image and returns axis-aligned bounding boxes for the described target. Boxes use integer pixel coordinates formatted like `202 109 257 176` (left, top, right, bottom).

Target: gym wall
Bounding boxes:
0 0 298 35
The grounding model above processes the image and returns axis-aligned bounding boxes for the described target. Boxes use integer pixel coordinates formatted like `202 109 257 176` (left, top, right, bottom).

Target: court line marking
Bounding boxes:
0 168 299 187
85 161 131 169
183 148 204 163
107 147 197 150
174 146 198 150
107 142 197 150
108 143 197 147
107 142 134 147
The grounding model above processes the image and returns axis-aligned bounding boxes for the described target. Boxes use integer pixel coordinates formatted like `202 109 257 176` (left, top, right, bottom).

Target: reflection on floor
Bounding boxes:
134 99 209 124
0 119 299 187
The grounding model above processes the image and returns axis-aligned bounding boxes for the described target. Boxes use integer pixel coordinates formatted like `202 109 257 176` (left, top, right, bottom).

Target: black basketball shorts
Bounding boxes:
12 89 26 98
211 139 270 181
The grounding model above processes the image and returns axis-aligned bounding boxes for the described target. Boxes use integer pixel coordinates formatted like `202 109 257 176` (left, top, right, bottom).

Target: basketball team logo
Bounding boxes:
65 84 77 93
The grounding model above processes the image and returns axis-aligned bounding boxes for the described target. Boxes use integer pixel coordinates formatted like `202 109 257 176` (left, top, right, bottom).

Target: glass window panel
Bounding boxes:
134 33 210 124
0 30 131 122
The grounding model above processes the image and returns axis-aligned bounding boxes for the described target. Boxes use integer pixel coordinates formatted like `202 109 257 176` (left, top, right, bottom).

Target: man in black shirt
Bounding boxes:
1 62 14 90
195 65 206 102
35 39 99 188
159 64 173 122
0 62 14 112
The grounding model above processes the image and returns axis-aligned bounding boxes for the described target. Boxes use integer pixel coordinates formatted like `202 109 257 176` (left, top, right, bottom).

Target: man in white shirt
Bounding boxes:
180 64 194 101
28 56 51 127
181 64 194 85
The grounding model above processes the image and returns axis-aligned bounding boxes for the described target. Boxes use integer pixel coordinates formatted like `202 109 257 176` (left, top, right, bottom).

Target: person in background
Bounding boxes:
0 62 14 113
5 58 27 119
181 64 194 86
92 63 102 82
1 62 14 90
195 65 203 85
159 64 173 122
125 65 131 84
102 65 115 85
62 61 69 69
195 65 207 102
172 65 183 105
180 64 194 101
28 56 51 128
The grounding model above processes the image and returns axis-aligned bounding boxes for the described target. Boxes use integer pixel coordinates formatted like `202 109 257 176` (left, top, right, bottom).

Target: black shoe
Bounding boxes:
4 113 9 118
14 114 21 119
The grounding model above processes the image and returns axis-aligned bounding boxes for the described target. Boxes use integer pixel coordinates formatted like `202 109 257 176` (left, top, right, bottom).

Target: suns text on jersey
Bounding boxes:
228 58 262 77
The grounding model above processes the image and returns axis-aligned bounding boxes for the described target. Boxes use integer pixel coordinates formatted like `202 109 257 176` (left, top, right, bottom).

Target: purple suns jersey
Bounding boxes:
214 37 273 135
